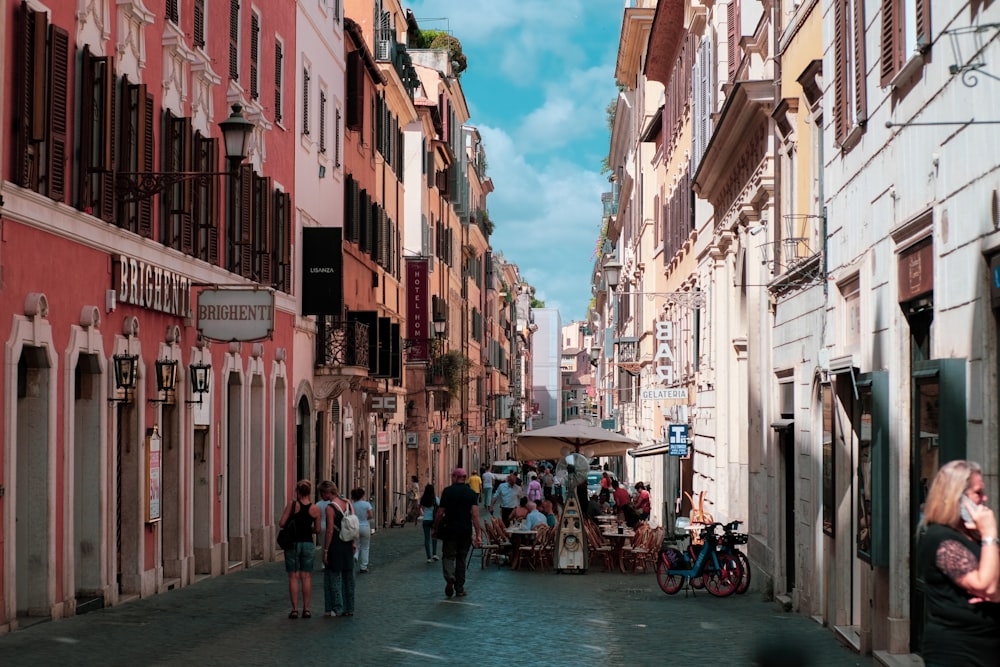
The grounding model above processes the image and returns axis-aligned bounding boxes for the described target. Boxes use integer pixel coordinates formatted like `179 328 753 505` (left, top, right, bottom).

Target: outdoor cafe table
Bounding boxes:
601 527 636 573
505 527 539 570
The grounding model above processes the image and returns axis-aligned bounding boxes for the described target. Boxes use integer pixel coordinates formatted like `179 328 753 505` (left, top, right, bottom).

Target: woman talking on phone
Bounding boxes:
916 460 999 666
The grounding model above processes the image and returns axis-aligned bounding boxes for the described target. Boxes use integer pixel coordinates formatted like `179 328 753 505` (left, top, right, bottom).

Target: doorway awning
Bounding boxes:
770 418 794 432
627 441 673 458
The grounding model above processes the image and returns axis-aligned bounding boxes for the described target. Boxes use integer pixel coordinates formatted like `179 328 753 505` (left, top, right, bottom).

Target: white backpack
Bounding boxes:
338 502 360 542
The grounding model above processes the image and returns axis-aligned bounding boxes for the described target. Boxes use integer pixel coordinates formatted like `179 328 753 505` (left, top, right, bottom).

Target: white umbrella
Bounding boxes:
515 419 641 461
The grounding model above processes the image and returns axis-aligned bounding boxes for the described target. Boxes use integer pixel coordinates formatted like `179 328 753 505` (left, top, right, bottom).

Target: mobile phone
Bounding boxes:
960 496 977 524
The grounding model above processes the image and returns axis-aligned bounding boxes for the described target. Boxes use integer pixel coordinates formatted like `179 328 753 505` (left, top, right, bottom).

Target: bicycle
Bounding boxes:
718 520 751 595
655 523 742 597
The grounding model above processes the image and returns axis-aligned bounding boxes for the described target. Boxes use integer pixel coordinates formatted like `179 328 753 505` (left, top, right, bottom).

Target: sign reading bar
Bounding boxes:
641 388 689 400
197 289 275 342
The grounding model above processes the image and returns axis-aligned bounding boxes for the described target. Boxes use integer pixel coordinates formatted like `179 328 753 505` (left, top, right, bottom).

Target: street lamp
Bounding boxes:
603 255 622 291
108 353 139 403
432 314 447 338
186 362 212 405
115 104 253 202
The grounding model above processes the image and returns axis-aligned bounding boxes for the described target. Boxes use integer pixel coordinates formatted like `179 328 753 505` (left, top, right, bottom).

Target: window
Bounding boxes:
727 0 741 81
13 6 69 202
249 12 260 100
78 46 115 221
117 80 154 238
346 51 364 131
229 0 240 82
192 132 220 264
274 40 283 123
302 66 311 135
167 0 179 24
194 0 205 49
841 276 861 351
834 0 867 145
161 111 193 251
880 0 932 86
319 89 327 153
334 108 342 167
230 166 291 288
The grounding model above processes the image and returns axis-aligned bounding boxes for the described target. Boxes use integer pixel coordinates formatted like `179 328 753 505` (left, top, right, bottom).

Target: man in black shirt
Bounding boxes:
436 468 482 598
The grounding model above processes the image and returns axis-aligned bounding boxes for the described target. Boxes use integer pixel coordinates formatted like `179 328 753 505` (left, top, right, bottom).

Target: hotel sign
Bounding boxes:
405 258 430 362
114 254 192 317
196 289 274 342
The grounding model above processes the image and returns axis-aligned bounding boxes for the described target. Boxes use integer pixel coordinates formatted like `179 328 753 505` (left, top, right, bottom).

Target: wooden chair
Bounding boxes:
517 525 553 570
469 518 503 569
584 519 613 571
626 525 662 573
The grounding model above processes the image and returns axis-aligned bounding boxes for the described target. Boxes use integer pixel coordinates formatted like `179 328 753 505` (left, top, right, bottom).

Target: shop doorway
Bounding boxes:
73 354 104 612
15 346 52 617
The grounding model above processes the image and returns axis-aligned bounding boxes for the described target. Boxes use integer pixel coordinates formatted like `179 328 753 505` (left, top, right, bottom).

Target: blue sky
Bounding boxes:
407 0 624 324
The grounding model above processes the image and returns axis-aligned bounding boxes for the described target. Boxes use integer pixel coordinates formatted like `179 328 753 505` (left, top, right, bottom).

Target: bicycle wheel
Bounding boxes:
704 553 740 597
735 550 751 594
655 549 685 595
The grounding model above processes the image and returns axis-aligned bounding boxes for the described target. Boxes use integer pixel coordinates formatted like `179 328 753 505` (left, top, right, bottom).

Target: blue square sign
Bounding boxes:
668 424 689 457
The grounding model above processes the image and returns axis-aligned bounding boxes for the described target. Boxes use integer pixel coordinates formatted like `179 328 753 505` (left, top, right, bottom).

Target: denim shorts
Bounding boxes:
284 541 315 572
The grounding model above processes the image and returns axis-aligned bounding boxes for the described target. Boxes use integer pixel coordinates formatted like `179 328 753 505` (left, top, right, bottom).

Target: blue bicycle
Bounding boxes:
655 523 741 597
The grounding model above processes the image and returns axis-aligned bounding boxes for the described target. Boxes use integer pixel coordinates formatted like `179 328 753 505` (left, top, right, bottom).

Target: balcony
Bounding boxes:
315 319 369 374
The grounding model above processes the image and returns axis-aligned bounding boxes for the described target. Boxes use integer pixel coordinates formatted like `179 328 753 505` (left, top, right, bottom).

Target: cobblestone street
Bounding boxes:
0 520 872 667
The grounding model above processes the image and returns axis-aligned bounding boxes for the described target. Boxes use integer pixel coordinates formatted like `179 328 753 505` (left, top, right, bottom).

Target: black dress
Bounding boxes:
917 523 1000 666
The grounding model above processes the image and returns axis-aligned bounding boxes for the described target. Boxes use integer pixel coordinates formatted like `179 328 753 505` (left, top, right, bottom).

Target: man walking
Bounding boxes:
436 468 482 598
490 473 521 527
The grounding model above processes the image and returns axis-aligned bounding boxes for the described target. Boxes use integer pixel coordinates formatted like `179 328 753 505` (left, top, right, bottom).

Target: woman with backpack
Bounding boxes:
277 479 321 619
322 483 357 617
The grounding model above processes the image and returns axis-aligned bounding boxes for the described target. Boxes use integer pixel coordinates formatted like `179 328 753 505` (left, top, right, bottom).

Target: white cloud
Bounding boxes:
404 0 621 321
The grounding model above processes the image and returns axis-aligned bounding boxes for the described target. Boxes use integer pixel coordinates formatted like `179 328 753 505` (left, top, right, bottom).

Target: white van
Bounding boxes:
490 460 520 488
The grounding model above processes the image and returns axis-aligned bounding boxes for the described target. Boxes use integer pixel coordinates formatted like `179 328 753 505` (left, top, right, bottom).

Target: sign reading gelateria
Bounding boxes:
115 254 193 317
196 288 275 342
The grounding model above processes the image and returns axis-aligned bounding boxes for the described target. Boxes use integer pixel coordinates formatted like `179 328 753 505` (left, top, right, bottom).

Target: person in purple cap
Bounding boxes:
434 468 482 598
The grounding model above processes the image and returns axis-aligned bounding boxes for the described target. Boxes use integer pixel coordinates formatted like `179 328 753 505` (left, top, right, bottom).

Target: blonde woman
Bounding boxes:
916 460 999 666
277 479 321 619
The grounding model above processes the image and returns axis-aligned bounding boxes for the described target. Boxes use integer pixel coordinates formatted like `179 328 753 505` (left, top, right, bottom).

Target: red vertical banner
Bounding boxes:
406 258 429 362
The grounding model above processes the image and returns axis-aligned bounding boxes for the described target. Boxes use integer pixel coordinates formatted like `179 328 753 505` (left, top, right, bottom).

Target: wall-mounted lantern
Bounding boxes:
187 362 212 405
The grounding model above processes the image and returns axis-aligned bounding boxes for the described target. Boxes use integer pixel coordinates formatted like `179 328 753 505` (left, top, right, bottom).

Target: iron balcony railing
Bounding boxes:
315 319 369 369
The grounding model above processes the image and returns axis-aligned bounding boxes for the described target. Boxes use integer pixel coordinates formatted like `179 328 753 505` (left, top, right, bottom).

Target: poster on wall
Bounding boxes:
146 427 162 523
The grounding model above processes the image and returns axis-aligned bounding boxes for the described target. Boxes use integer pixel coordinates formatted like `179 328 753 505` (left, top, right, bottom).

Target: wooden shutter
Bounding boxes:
229 0 239 82
275 190 291 292
194 0 205 48
834 0 848 142
14 5 46 189
319 89 327 152
302 68 310 134
250 13 259 99
239 165 254 276
274 41 283 123
257 179 274 285
101 74 118 222
138 89 154 237
880 0 899 86
914 0 931 49
47 25 69 202
727 0 739 81
167 0 179 24
852 0 867 125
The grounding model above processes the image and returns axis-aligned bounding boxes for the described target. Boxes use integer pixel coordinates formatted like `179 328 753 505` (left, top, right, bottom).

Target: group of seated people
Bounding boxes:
507 497 558 530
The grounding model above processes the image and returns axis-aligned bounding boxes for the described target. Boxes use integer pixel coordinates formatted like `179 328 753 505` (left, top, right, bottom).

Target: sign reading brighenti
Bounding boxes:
196 289 275 342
